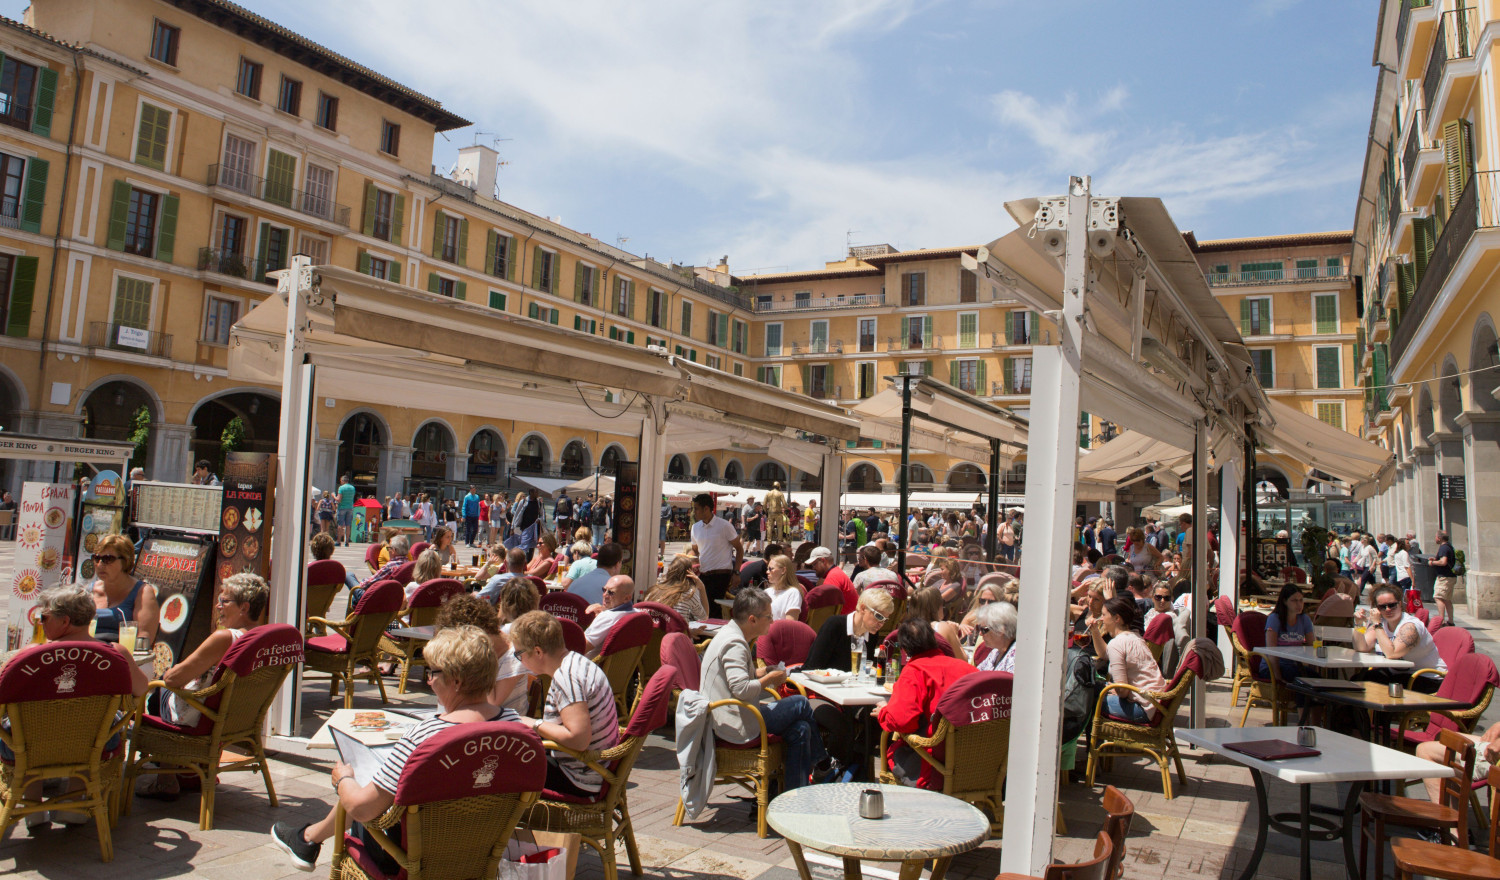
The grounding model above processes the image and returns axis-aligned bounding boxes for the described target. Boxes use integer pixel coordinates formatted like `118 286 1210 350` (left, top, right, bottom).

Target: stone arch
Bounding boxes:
667 453 691 477
752 461 788 487
846 462 883 492
187 387 281 473
1438 355 1464 431
411 419 457 481
906 462 936 486
599 443 628 476
1253 464 1290 500
467 426 507 480
560 438 591 478
76 374 164 421
78 376 162 471
722 458 744 483
946 462 986 491
337 409 389 494
1469 316 1500 413
1416 385 1436 445
515 432 552 474
0 364 29 495
696 455 718 481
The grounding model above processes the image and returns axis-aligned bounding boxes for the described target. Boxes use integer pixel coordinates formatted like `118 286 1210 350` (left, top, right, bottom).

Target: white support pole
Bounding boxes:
267 257 315 738
819 446 842 551
1190 417 1210 730
632 400 666 603
999 177 1090 876
1217 460 1242 670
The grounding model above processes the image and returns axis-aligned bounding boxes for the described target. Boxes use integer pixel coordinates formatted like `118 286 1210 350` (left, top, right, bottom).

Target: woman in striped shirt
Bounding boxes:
509 611 620 797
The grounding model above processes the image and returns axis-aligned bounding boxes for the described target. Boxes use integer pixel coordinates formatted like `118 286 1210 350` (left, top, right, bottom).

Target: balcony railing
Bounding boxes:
0 98 31 132
889 334 943 352
207 164 352 227
197 247 273 283
1422 6 1477 113
1393 170 1500 365
1205 266 1347 287
786 339 842 356
1403 108 1428 192
1258 372 1351 392
753 292 886 313
1397 0 1433 60
88 322 172 358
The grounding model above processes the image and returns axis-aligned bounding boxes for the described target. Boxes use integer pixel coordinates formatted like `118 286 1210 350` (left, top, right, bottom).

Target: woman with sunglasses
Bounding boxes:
973 600 1017 672
803 587 897 673
1353 584 1446 690
88 533 160 647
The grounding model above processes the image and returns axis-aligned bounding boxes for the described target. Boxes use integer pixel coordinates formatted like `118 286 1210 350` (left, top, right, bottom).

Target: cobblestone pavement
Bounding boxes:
2 539 1495 879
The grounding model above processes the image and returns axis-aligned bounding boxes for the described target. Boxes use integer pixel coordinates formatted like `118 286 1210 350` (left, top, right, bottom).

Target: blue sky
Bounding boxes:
15 0 1377 271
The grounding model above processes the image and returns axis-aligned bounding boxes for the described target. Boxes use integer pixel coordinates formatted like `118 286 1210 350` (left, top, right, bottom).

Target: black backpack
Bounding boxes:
1061 646 1103 742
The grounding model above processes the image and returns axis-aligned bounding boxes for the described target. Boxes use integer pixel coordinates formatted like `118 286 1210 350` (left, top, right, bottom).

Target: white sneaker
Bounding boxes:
53 810 90 825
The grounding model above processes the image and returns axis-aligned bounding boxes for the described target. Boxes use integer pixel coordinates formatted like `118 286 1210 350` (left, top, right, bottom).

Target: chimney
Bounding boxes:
715 254 730 274
454 143 498 197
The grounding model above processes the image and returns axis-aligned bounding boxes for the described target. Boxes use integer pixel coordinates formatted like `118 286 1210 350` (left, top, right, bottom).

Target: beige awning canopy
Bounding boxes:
1258 399 1396 501
1075 431 1192 502
851 376 1028 466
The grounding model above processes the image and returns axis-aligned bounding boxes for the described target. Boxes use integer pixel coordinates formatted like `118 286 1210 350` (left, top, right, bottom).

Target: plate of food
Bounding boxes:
804 669 854 684
241 534 260 561
43 507 65 529
83 532 100 552
158 593 189 633
868 683 895 696
221 534 238 559
222 506 241 532
349 711 392 731
244 508 263 532
80 558 95 580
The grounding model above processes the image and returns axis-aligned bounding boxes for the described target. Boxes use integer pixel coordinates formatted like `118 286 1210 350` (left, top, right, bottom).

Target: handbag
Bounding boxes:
498 830 579 880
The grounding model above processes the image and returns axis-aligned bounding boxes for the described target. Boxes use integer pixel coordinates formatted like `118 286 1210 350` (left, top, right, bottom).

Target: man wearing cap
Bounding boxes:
691 493 743 606
808 546 858 613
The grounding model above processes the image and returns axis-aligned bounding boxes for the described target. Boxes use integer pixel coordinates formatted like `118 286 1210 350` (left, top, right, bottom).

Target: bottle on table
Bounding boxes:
874 644 887 686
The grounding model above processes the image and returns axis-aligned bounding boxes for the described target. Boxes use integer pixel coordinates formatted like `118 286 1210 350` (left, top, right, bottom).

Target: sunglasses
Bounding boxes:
867 608 887 623
1153 594 1171 601
975 625 992 636
93 554 120 564
1376 601 1401 611
426 668 444 680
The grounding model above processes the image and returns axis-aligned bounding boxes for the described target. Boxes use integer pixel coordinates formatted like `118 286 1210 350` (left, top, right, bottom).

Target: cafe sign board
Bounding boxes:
7 482 75 651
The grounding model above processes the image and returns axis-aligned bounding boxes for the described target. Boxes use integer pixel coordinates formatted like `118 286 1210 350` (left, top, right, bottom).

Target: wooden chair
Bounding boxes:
329 721 545 880
1391 763 1500 880
123 624 304 830
594 613 652 718
1407 626 1478 690
876 671 1014 834
540 591 594 627
995 831 1114 880
0 642 135 861
1231 611 1294 726
559 618 590 655
381 578 466 694
305 579 404 709
306 559 347 635
801 585 844 634
1102 785 1135 880
670 637 784 838
524 666 676 880
1143 613 1174 664
1086 650 1203 799
1360 727 1476 880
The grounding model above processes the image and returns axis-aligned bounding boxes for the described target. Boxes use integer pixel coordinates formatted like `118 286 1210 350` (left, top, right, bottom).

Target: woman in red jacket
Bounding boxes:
876 618 976 789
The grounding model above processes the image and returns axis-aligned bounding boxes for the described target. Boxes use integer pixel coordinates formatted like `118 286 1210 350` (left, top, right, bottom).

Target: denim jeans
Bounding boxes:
759 695 826 790
1104 692 1150 723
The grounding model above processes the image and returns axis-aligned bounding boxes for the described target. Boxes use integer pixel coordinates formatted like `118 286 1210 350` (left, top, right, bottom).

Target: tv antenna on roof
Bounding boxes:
846 229 860 251
616 236 630 248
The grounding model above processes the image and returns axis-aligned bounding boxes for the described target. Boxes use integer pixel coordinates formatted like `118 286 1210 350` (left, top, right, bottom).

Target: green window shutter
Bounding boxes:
362 182 377 236
549 309 558 325
1239 298 1251 336
574 265 585 303
899 316 909 346
976 360 987 393
627 331 634 344
455 281 466 301
427 272 440 293
264 150 295 207
923 359 933 377
431 209 446 258
1443 118 1474 210
5 256 37 337
105 180 130 251
19 157 47 233
389 261 401 285
531 246 544 290
922 316 933 348
456 219 468 266
357 250 371 274
489 290 505 310
529 302 539 319
1004 357 1014 393
801 363 810 392
949 359 959 387
391 194 405 245
1414 217 1436 282
1316 348 1341 389
1397 263 1416 313
1314 294 1337 334
485 230 498 275
254 222 271 282
757 366 766 384
134 104 170 170
1004 311 1013 343
506 237 518 281
574 315 582 330
717 313 729 348
155 194 178 263
607 325 616 340
30 66 57 138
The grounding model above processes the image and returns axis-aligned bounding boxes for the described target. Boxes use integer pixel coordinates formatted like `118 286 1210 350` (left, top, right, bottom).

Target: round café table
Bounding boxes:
767 783 990 880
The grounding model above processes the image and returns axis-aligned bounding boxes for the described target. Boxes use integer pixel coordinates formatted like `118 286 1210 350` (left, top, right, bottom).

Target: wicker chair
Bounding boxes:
876 671 1013 834
0 642 135 861
634 601 688 690
306 579 405 709
329 721 545 880
523 666 676 880
593 613 652 718
390 561 417 585
1231 611 1295 726
874 581 907 641
758 619 816 669
1359 727 1477 880
801 585 844 634
560 618 590 655
123 624 304 830
1086 650 1204 799
364 543 383 573
408 540 431 559
380 578 466 695
1213 595 1249 706
1143 613 1174 664
669 638 784 838
526 674 552 717
540 592 594 627
1397 654 1500 747
1407 626 1478 690
996 831 1113 880
306 559 347 635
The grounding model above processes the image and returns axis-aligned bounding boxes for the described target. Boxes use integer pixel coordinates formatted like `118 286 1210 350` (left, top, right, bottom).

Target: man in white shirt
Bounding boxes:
691 492 743 606
569 542 624 607
584 574 638 656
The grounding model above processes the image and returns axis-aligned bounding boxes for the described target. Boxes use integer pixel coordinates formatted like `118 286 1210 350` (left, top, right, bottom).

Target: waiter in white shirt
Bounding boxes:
691 492 744 606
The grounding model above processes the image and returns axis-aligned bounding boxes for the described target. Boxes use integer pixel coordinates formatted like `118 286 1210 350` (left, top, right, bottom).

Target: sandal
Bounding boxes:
136 780 180 802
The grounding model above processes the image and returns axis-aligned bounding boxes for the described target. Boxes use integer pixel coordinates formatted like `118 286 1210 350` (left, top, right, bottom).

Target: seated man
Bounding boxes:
877 618 976 789
702 588 826 790
852 544 899 590
350 534 409 604
568 542 623 607
478 547 528 604
808 546 858 612
583 575 637 657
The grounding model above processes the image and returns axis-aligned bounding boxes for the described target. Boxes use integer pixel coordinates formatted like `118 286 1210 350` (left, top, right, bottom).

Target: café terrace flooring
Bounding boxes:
3 541 1497 880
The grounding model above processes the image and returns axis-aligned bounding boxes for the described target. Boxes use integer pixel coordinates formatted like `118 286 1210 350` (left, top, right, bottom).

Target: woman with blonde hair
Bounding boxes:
526 532 560 578
960 580 1005 629
904 586 967 660
558 540 596 590
573 525 592 545
89 533 160 646
405 549 443 599
644 553 709 622
764 554 804 620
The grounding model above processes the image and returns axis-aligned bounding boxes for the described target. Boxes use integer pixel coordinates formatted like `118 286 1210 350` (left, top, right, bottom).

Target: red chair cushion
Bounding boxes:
803 585 844 610
935 671 1012 726
355 579 405 616
539 787 605 805
392 721 545 804
539 592 590 624
408 579 465 609
409 542 431 560
306 634 350 654
222 624 305 677
365 544 383 572
559 619 589 656
597 613 652 657
1213 595 1236 627
140 711 214 738
635 602 688 635
660 633 700 691
341 833 404 880
0 642 134 702
308 559 346 587
1433 626 1477 668
1144 613 1174 646
760 620 817 669
625 667 677 737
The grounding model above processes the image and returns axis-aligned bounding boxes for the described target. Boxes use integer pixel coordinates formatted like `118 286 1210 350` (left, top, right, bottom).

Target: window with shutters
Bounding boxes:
1294 259 1319 279
303 165 335 220
1007 310 1036 345
149 20 180 66
123 189 159 256
903 272 926 306
681 301 693 337
765 322 782 356
902 360 927 377
707 311 720 345
0 57 37 130
858 362 876 399
366 256 390 281
759 365 782 387
906 314 931 349
1443 118 1474 211
371 189 394 241
960 269 977 303
647 288 665 328
1241 297 1272 336
201 294 240 346
236 58 261 99
1317 402 1344 430
277 76 301 116
0 152 23 224
217 213 247 256
440 214 461 263
134 103 172 171
380 120 401 156
1079 412 1092 449
858 317 876 352
572 315 597 334
536 249 556 292
1314 294 1339 334
807 364 830 398
316 92 339 131
1238 261 1283 282
575 264 596 305
794 290 810 309
490 232 513 279
298 233 328 266
733 319 747 354
1208 263 1229 283
1009 357 1033 393
959 311 979 349
706 353 721 370
112 275 154 329
262 226 289 276
263 149 296 207
1326 256 1343 276
527 304 559 324
0 253 14 333
810 320 829 353
955 358 979 393
1249 349 1274 388
613 278 633 316
1315 346 1341 389
489 290 507 311
733 362 743 377
220 134 256 193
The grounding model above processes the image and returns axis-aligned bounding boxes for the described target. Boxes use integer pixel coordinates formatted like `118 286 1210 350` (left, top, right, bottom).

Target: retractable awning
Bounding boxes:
1075 431 1192 502
510 475 577 497
1258 399 1396 501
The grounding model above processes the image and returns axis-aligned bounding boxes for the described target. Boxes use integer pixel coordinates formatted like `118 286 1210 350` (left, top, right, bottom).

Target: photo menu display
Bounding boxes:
133 482 224 533
136 535 216 667
7 482 75 651
215 453 275 622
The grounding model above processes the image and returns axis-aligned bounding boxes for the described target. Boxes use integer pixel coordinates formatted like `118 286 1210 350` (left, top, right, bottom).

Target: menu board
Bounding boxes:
133 481 224 533
75 501 125 587
215 453 275 624
1254 538 1290 579
135 534 216 666
613 460 639 578
7 482 76 651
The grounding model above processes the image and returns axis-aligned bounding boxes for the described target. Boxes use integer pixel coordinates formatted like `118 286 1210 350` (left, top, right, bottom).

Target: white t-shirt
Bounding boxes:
691 516 740 572
584 606 639 653
769 585 803 620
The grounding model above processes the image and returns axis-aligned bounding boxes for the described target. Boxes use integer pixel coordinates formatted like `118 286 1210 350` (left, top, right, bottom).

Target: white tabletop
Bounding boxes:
767 783 989 860
306 709 420 750
1254 644 1413 670
1178 726 1454 785
790 671 888 707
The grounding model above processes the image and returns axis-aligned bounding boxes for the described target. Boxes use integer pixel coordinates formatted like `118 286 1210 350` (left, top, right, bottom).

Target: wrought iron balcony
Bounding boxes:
1398 0 1433 61
206 163 351 227
88 322 172 358
1422 6 1477 114
753 292 886 313
1403 108 1430 193
198 247 274 284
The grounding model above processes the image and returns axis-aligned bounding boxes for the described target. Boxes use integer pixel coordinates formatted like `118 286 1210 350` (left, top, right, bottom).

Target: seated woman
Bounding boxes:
643 554 709 623
497 579 538 634
1163 552 1183 578
1092 597 1167 723
525 533 561 579
875 618 977 789
427 526 457 567
974 600 1018 672
1353 584 1446 690
959 580 1004 630
435 594 528 714
804 587 898 672
404 549 444 601
1123 527 1162 574
271 625 515 873
509 611 620 798
1260 584 1313 682
930 557 966 606
903 586 966 661
557 541 597 591
765 553 804 621
88 533 160 647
